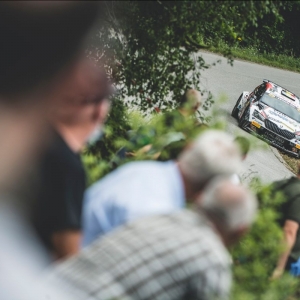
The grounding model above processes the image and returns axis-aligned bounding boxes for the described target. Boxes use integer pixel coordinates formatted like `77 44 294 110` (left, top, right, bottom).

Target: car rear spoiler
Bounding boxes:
263 79 300 101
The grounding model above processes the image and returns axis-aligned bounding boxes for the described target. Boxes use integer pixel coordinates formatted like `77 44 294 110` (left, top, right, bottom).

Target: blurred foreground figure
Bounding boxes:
231 136 250 185
82 129 242 246
32 60 112 260
270 165 300 278
0 2 101 299
0 1 100 192
178 88 202 116
45 178 257 300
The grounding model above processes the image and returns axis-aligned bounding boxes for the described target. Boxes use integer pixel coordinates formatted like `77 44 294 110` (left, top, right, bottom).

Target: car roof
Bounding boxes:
263 79 300 108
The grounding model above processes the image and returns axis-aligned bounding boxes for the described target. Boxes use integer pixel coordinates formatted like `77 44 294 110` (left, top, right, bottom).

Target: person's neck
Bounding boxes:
176 162 196 202
54 123 87 153
200 210 230 247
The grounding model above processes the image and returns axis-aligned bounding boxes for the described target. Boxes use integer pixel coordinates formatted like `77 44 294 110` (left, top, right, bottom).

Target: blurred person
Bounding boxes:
231 136 250 185
82 129 242 247
270 165 300 279
45 177 257 300
0 1 101 193
0 2 103 299
178 88 202 116
32 59 112 260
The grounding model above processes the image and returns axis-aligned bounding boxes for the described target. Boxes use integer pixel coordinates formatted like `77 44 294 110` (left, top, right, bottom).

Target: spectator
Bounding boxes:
270 165 300 278
82 129 242 247
231 136 250 185
0 1 101 193
45 177 257 300
0 2 103 299
32 59 112 260
178 88 202 116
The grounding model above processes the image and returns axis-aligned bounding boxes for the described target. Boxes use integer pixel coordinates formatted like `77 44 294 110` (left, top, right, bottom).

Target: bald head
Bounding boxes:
199 177 257 234
178 130 242 193
180 89 202 110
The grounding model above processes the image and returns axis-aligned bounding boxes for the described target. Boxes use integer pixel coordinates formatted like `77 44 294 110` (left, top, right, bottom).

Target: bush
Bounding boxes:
83 105 300 298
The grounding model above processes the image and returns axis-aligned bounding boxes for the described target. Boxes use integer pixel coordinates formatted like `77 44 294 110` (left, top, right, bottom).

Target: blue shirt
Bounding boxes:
82 161 185 247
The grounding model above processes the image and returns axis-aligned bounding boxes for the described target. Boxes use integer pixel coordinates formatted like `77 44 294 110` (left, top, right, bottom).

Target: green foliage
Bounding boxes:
231 178 300 299
88 1 285 112
87 99 130 161
82 3 300 297
83 106 300 298
214 1 300 59
83 95 228 184
83 99 130 186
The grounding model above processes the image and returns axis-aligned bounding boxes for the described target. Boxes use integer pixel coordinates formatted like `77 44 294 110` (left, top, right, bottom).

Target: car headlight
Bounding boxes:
295 132 300 140
253 109 266 122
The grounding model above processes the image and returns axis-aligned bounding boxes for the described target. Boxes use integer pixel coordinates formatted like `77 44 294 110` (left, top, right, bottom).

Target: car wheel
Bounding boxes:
231 94 242 119
239 108 250 130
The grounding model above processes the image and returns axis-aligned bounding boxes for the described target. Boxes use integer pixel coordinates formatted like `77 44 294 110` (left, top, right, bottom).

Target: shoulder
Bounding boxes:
126 210 230 264
43 133 83 171
89 160 168 188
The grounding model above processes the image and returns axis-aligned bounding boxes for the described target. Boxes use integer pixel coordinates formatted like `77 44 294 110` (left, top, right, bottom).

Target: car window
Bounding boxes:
261 94 300 122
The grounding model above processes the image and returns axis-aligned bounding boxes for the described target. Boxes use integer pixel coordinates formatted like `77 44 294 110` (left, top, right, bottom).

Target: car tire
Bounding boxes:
239 107 250 130
231 94 242 119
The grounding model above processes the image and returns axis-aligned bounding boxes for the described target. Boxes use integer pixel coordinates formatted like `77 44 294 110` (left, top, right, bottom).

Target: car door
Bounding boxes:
240 83 266 117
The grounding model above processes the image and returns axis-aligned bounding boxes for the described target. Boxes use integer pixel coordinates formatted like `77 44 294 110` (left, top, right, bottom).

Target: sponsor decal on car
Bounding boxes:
251 121 261 128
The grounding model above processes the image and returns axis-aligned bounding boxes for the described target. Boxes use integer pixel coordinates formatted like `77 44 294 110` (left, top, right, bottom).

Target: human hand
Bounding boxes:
270 268 284 280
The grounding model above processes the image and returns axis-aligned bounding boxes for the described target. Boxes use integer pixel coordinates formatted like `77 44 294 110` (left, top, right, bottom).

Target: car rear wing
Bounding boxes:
263 79 300 101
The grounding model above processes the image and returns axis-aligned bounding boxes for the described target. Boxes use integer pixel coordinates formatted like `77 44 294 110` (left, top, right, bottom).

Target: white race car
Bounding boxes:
232 79 300 158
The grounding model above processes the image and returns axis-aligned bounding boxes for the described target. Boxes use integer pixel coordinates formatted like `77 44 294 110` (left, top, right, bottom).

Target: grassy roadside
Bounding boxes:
208 44 300 74
208 44 300 173
278 151 298 175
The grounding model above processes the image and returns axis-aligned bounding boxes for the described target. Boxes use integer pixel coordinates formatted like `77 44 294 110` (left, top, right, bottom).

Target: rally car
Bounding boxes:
231 79 300 158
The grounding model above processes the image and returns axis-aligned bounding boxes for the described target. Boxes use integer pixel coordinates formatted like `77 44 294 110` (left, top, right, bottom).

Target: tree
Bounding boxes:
83 2 300 298
88 1 286 112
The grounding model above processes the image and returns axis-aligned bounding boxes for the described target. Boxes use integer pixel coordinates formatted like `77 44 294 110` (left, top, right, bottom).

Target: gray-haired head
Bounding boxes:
199 177 257 235
177 130 242 193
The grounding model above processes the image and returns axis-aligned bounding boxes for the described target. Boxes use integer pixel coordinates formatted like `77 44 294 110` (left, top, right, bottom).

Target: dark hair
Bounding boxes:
234 136 250 157
0 2 102 100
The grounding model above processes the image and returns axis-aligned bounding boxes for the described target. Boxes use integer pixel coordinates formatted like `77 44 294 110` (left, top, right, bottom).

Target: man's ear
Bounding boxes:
97 99 111 124
227 226 248 248
183 141 193 152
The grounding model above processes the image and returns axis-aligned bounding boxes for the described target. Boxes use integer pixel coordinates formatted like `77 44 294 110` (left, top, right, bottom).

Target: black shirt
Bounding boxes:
32 131 86 252
272 177 300 260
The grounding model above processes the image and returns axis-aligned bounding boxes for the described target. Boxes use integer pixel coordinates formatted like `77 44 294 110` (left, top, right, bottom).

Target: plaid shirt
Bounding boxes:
45 209 232 300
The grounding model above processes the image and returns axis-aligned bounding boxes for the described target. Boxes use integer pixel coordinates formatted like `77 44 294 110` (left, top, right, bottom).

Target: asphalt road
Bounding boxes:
199 51 300 184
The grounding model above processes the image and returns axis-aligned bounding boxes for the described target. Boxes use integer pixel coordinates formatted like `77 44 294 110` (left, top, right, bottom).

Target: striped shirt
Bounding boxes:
45 209 232 300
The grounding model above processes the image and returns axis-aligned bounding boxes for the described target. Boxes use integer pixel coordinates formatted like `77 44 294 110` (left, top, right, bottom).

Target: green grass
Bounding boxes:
208 43 300 74
278 151 298 175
